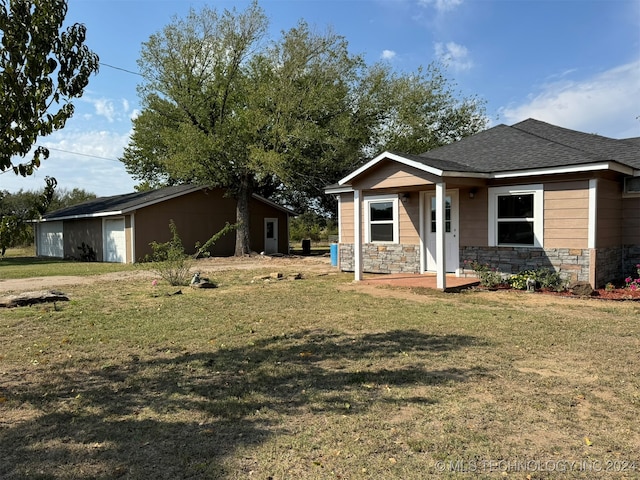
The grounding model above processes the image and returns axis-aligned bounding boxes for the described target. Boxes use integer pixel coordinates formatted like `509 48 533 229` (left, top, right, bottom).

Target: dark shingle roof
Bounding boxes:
413 120 640 173
42 185 295 221
42 185 200 220
512 119 640 167
390 151 485 173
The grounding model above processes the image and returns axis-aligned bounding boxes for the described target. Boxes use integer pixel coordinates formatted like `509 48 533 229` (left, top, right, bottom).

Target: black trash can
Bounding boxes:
302 239 311 255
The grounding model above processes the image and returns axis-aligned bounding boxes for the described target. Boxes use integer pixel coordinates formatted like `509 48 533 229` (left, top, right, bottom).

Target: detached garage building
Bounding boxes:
35 185 294 263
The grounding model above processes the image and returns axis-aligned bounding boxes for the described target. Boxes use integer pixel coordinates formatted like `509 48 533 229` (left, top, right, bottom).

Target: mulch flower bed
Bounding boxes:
475 285 640 301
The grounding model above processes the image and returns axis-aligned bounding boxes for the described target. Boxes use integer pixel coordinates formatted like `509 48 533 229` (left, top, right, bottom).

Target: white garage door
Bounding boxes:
103 218 126 263
37 221 63 258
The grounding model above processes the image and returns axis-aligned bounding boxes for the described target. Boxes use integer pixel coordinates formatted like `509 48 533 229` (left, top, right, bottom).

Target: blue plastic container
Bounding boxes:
330 243 338 267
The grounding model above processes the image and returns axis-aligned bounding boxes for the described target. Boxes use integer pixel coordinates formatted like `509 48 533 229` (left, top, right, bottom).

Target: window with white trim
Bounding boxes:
488 185 543 247
364 194 399 243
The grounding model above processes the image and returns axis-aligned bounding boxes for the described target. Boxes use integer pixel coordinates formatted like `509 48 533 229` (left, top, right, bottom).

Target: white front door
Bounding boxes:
264 218 278 254
104 218 126 263
425 190 459 273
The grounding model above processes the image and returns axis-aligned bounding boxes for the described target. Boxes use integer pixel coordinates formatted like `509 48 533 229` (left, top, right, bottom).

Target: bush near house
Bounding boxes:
466 260 566 291
508 267 566 292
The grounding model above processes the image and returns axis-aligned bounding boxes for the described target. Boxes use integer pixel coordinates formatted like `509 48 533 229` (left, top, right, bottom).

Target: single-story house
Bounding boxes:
35 185 295 262
326 119 640 289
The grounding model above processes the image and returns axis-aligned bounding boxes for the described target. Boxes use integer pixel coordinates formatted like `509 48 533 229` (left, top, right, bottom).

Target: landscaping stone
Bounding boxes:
0 290 69 308
569 282 595 296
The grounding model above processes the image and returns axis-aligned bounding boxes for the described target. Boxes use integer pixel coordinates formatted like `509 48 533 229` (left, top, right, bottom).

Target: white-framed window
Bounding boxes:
488 185 543 247
364 194 399 243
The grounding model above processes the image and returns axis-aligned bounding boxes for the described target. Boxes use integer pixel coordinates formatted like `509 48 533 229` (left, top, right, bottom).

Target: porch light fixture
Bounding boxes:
401 193 411 203
469 188 478 199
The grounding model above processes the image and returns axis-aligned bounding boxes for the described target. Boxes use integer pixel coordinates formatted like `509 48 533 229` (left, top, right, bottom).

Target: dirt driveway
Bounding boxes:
0 255 335 293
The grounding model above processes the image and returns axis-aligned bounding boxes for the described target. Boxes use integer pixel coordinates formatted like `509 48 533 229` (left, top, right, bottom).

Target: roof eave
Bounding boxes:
338 151 446 185
118 185 205 213
38 210 125 222
490 161 635 179
325 185 355 194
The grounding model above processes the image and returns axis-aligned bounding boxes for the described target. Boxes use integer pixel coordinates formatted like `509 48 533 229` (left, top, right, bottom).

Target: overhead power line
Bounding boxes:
0 146 122 176
45 146 121 162
100 62 143 77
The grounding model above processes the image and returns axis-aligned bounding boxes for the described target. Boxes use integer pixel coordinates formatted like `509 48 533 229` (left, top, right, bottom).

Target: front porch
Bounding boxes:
360 272 479 293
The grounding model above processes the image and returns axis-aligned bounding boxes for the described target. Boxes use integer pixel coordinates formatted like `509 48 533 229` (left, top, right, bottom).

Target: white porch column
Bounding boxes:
419 191 426 274
353 189 363 281
588 179 597 249
435 182 446 290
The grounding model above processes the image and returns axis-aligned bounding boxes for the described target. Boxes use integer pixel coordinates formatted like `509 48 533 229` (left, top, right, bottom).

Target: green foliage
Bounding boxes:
465 260 504 288
289 212 337 243
193 222 237 258
0 176 57 252
77 242 96 262
508 267 566 292
0 0 99 176
48 187 96 211
508 270 537 290
149 220 193 286
122 1 487 254
624 264 640 291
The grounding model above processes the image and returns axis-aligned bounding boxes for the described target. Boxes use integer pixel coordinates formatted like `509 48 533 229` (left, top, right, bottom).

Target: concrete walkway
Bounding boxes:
360 273 479 292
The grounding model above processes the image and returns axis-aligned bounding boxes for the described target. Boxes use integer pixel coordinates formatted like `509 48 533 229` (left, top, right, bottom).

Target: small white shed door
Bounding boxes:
103 218 126 263
37 221 63 258
264 218 278 254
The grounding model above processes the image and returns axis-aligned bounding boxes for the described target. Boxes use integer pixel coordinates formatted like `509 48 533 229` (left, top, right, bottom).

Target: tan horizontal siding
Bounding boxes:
399 199 419 244
340 193 354 243
459 188 488 247
544 181 588 249
544 198 589 210
351 161 438 190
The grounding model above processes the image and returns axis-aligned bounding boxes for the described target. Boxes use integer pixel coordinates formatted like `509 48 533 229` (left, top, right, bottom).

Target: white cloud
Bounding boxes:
93 98 116 123
79 95 136 124
500 60 640 139
418 0 463 13
434 41 473 72
1 129 136 196
381 49 397 60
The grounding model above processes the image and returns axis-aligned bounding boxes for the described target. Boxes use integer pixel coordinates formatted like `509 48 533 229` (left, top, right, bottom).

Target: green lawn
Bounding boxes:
0 247 136 279
0 259 639 479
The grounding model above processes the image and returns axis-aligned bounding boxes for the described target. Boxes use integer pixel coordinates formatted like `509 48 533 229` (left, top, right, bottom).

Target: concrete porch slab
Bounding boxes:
360 273 479 292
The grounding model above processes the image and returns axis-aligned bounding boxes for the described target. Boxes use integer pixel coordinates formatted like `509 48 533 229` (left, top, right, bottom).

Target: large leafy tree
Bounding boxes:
0 183 93 254
0 175 56 254
122 1 487 255
0 0 99 176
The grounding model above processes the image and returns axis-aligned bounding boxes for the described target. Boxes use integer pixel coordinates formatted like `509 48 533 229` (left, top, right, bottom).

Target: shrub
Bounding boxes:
508 270 537 290
77 242 97 262
149 220 193 286
465 260 504 288
535 267 565 291
625 264 640 291
508 267 566 292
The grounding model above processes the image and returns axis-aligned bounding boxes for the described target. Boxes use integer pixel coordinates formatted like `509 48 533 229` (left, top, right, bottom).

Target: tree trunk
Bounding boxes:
234 173 252 256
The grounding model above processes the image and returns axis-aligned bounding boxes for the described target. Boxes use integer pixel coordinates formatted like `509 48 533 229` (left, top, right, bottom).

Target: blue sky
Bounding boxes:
2 0 639 196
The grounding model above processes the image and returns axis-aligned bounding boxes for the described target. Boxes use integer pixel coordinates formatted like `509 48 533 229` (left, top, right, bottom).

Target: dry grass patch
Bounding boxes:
0 269 639 479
